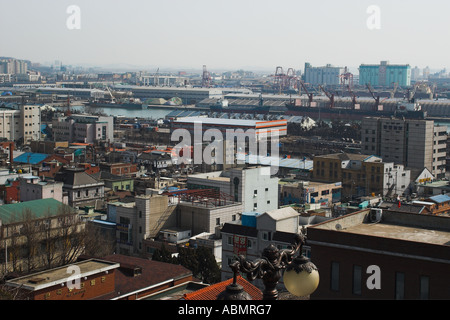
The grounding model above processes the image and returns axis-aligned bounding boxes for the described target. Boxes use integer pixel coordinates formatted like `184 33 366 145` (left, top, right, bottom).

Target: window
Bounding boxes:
227 236 233 245
395 272 405 300
331 262 340 291
216 218 220 226
352 265 362 295
419 276 429 300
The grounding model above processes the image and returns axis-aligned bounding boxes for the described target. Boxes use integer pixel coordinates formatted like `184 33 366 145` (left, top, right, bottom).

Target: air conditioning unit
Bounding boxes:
369 208 382 223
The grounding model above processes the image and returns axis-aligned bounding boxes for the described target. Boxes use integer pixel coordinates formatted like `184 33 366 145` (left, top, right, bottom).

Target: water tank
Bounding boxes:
241 212 260 228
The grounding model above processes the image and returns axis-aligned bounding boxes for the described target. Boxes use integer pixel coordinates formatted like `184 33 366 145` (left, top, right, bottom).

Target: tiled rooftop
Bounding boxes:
183 275 262 300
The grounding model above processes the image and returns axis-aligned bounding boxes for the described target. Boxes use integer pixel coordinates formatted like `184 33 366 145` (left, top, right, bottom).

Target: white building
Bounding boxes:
0 104 40 144
220 207 302 284
187 166 279 213
304 62 346 86
19 176 67 204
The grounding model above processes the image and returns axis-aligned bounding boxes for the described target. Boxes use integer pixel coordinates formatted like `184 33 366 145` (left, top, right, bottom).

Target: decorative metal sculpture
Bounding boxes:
229 227 318 300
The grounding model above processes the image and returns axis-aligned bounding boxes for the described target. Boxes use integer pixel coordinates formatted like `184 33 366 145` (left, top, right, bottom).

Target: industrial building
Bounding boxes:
303 62 347 86
359 61 411 87
361 117 447 179
113 85 223 105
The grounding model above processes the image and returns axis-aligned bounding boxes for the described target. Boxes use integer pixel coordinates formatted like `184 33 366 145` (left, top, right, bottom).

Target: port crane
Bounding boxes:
299 80 314 106
319 85 335 109
366 83 380 110
346 85 358 109
390 82 398 99
106 86 116 103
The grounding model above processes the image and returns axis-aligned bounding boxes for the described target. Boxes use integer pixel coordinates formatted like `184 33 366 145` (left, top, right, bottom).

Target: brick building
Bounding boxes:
5 255 194 300
307 208 450 299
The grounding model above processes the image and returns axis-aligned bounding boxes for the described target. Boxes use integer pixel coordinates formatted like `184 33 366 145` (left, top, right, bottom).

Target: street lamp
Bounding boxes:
219 228 319 300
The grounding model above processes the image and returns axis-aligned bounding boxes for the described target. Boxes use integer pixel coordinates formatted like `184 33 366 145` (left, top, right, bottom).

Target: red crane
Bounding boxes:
319 85 335 109
299 80 314 106
202 65 212 88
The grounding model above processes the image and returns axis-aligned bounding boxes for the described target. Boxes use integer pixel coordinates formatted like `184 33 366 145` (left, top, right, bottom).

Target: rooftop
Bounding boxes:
6 259 120 291
183 275 262 300
0 198 73 223
172 116 287 128
312 209 450 247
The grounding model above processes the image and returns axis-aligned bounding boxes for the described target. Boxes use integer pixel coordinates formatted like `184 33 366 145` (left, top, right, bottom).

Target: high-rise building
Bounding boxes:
411 66 421 81
359 61 411 87
361 117 447 179
303 63 346 86
423 66 431 79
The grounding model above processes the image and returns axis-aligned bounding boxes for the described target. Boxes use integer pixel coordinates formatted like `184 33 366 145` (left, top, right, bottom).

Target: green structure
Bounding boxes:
359 61 411 87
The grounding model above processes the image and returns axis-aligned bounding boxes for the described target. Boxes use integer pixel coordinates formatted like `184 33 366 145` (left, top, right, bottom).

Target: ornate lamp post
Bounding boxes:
219 228 319 300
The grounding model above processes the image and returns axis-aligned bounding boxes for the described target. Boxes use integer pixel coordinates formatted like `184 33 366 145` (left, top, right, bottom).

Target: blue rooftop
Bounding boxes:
428 194 450 204
13 152 49 165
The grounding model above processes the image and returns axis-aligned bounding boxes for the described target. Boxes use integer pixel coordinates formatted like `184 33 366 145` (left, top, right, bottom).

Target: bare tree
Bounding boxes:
57 205 86 266
20 208 39 274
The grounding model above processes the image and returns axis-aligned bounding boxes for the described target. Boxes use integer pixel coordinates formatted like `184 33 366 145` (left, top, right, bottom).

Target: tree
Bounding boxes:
176 246 220 284
196 246 221 284
152 243 174 263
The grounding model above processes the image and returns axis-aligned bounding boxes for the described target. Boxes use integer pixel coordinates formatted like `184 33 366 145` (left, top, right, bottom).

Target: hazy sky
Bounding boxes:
1 0 449 73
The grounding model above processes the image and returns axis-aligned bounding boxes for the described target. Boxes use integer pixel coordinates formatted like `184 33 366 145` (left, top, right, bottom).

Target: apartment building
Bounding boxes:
361 117 447 179
52 114 114 144
312 153 411 199
0 105 40 144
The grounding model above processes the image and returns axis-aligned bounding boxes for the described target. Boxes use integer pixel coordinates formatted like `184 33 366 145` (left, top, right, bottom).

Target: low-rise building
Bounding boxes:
54 167 105 208
19 176 66 204
313 153 411 199
5 254 195 300
280 180 342 207
220 207 302 286
0 198 84 276
307 208 450 299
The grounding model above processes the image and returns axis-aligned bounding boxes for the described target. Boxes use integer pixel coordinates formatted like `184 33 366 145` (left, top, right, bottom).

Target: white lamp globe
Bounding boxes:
283 256 319 297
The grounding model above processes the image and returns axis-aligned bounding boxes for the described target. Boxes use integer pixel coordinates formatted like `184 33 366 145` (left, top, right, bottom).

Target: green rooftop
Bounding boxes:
0 199 74 223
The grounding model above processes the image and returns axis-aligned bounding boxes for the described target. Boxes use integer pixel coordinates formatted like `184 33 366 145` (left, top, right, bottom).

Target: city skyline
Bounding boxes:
1 0 449 73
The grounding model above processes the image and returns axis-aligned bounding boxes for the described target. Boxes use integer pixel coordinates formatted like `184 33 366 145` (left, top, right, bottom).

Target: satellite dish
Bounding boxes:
335 224 343 230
